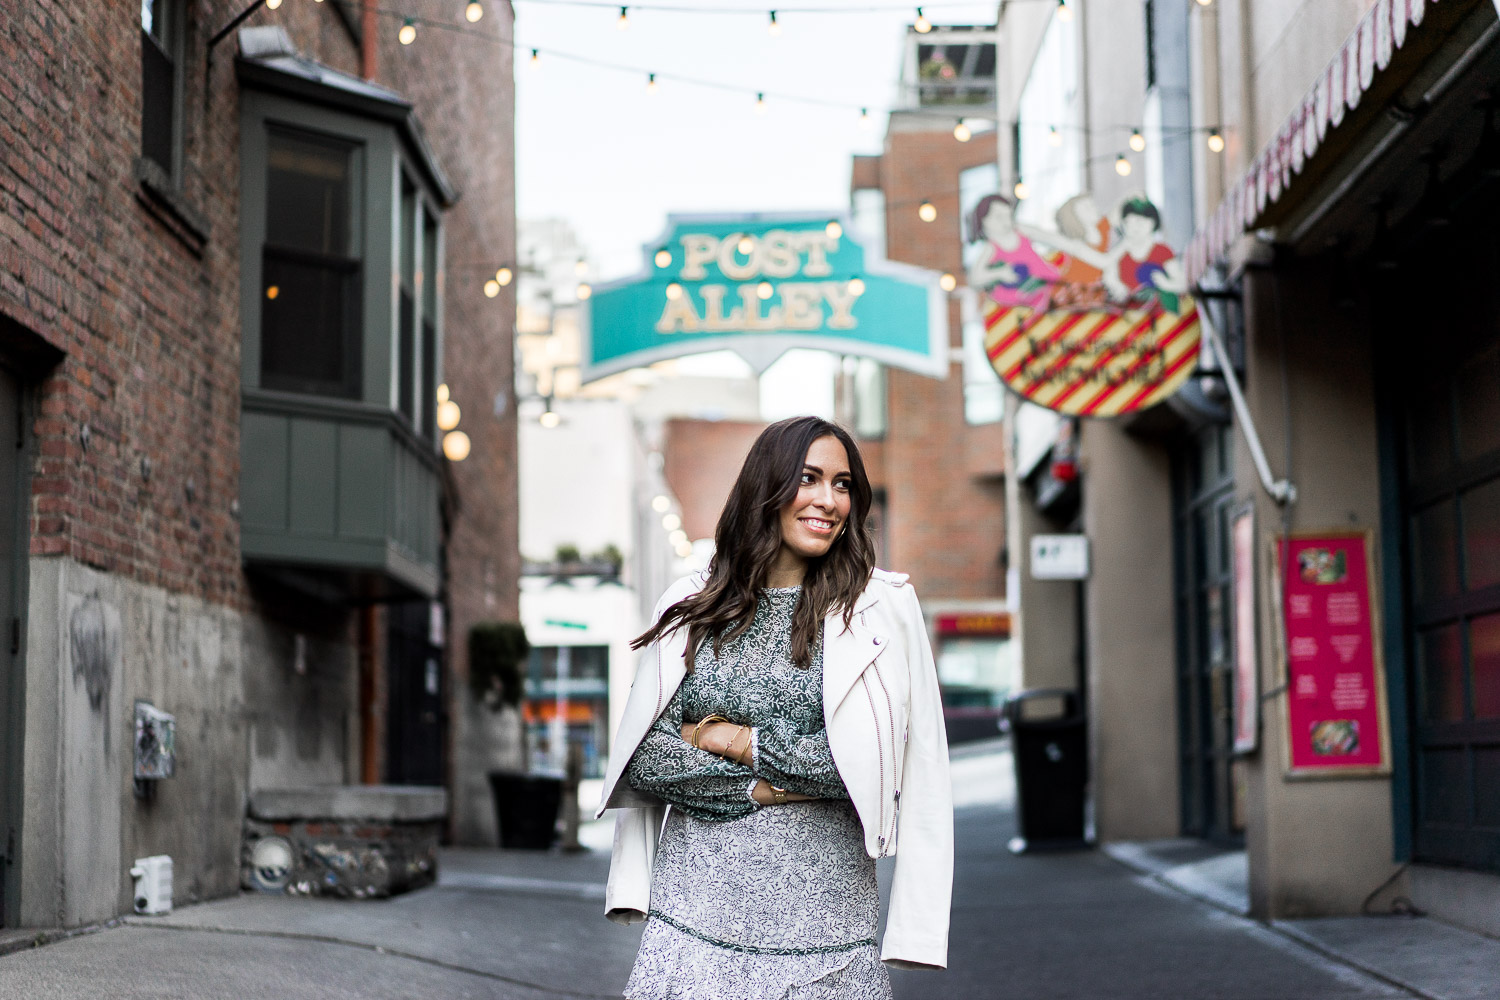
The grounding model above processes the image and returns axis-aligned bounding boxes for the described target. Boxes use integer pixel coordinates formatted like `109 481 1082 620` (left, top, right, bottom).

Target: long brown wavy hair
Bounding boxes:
630 416 877 670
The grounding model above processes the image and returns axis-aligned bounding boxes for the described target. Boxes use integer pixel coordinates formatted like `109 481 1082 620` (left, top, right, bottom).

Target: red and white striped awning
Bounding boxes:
1186 0 1444 281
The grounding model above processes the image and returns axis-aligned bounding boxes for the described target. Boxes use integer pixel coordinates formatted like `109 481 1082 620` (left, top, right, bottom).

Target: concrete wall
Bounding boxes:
1239 261 1398 919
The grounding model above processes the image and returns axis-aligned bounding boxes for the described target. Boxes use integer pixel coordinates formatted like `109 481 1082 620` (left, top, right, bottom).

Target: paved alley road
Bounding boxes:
0 746 1423 999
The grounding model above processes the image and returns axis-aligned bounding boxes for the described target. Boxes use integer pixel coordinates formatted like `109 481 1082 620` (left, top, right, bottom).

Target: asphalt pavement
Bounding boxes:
0 742 1493 999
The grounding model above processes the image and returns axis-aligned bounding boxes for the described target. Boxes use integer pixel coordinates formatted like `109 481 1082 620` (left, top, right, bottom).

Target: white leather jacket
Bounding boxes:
595 568 954 969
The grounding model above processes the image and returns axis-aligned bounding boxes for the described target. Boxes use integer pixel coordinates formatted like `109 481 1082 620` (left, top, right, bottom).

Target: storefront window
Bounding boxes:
523 645 610 777
936 635 1014 707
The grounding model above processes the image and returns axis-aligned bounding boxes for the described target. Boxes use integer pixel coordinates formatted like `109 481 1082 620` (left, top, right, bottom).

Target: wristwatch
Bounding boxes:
770 784 788 805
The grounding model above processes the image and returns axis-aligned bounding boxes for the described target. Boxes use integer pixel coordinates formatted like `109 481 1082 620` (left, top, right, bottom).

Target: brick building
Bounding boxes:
0 0 517 927
843 25 1011 740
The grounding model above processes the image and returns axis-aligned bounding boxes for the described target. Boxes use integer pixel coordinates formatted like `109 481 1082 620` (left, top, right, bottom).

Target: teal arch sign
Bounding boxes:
581 213 949 382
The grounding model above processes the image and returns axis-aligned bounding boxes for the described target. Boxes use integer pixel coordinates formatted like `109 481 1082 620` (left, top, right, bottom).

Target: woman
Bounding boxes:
595 416 953 999
965 192 1061 313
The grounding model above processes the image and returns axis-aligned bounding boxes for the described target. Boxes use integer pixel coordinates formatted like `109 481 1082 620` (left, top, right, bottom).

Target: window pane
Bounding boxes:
1462 477 1500 592
398 290 414 420
1420 748 1469 824
1471 612 1500 720
852 359 886 438
267 132 352 256
140 30 174 171
1406 387 1452 483
1412 500 1461 602
1455 346 1500 462
1418 623 1465 723
261 253 359 397
1474 747 1500 825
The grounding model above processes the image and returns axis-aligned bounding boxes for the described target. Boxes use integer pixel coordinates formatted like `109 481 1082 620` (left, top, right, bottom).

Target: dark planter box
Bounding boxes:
488 770 563 850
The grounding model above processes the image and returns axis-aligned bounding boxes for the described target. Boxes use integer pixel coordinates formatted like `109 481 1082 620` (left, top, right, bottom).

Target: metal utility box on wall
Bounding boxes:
134 701 176 781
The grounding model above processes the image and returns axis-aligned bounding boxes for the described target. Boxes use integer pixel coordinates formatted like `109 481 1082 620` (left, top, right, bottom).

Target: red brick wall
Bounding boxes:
662 419 768 542
854 124 1007 601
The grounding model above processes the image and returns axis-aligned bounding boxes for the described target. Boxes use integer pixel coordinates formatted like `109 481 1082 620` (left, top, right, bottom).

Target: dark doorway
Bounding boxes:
1172 422 1243 843
0 367 23 925
385 601 445 786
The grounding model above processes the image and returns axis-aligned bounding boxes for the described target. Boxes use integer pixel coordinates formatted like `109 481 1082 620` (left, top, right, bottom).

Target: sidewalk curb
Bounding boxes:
0 918 124 960
1100 845 1434 1000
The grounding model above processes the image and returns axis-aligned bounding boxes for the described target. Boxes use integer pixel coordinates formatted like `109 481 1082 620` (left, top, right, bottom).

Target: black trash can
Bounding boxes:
488 770 563 850
1004 688 1087 852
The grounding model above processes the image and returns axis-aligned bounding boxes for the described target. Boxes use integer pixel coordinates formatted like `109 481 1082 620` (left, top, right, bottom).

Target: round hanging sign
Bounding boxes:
967 192 1201 417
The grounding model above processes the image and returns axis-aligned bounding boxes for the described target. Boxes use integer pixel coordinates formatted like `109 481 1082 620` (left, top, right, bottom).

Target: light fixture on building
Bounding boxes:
496 266 513 286
646 72 658 94
1207 128 1225 153
953 120 971 142
1014 179 1029 200
755 92 767 115
848 277 866 296
1056 0 1073 22
399 19 417 44
442 430 471 461
539 409 561 429
918 200 937 222
651 495 671 513
655 249 673 268
576 282 592 300
1115 154 1132 176
939 272 957 292
529 48 540 69
437 383 450 404
265 284 280 300
437 399 462 432
768 10 780 35
465 1 484 22
617 5 629 29
666 282 684 300
756 281 774 300
825 220 842 240
1048 125 1062 147
1129 128 1146 152
484 279 500 298
859 107 872 129
914 7 931 32
662 513 682 531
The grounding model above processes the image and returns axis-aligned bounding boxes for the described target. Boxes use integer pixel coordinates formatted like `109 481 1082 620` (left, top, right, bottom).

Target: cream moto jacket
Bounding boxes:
594 569 954 970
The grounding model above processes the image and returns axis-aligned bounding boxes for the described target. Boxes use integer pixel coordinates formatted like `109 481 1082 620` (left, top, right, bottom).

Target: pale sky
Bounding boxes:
513 0 1000 282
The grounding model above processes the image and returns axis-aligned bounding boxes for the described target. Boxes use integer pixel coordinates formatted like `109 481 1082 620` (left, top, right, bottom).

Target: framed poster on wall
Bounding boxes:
1231 506 1258 754
1274 530 1392 778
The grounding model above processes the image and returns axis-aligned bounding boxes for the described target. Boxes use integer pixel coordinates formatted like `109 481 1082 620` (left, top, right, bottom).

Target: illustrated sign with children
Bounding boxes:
968 191 1202 417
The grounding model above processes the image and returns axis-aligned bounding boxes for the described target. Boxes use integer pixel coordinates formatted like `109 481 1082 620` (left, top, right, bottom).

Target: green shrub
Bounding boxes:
469 621 530 709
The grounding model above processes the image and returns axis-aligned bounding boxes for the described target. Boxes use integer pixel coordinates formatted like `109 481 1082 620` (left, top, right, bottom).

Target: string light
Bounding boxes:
939 273 957 292
953 119 971 142
1056 0 1072 22
756 281 774 300
443 431 471 461
655 249 673 267
465 1 484 22
1196 0 1213 6
768 10 780 35
575 259 589 276
1129 128 1146 152
737 235 755 255
483 278 500 297
918 200 936 222
437 399 462 431
1048 125 1062 147
529 48 540 68
617 5 629 29
651 495 671 513
399 18 417 44
848 278 866 296
913 7 931 32
265 284 280 299
755 92 767 114
577 282 593 300
438 384 450 404
1115 153 1132 176
646 72 658 94
859 107 872 129
1013 179 1029 200
539 410 561 429
1207 128 1225 153
825 220 842 240
662 513 682 531
666 282 684 300
495 267 513 286
265 0 281 9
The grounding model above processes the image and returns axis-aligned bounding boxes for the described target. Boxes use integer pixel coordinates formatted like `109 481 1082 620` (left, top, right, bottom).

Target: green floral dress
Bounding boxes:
623 586 891 1000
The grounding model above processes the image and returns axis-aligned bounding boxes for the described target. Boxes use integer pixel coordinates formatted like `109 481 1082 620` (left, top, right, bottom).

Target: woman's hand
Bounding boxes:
679 720 752 765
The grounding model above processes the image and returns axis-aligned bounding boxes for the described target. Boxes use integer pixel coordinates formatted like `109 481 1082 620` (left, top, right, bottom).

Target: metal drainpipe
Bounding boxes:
361 0 379 81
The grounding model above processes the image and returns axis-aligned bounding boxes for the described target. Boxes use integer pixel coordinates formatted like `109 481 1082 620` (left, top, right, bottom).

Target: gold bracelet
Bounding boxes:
727 725 748 763
692 714 728 749
770 784 788 805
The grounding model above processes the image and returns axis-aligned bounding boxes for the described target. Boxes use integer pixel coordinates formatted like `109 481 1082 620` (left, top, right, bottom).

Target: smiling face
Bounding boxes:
981 199 1016 241
771 435 853 584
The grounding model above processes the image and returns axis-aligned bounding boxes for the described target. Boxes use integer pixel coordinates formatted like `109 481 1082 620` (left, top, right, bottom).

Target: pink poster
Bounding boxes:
1278 533 1390 775
1232 510 1258 754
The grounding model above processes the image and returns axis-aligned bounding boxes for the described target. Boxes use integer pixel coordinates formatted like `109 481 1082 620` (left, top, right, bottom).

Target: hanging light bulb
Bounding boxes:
529 48 540 69
1115 153 1133 176
265 0 281 9
768 10 780 36
576 282 592 300
539 410 561 429
574 259 588 277
1195 0 1213 6
755 92 767 115
825 220 842 240
617 5 629 29
1207 128 1225 153
939 273 957 292
437 383 450 404
1048 125 1062 147
756 281 774 300
465 1 484 22
662 513 682 531
496 267 513 286
646 72 658 95
651 495 671 513
666 282 684 300
1129 128 1146 152
655 249 672 268
1014 179 1030 200
437 399 462 432
859 107 872 130
442 430 471 461
848 278 866 296
483 279 500 298
918 200 937 222
953 120 971 142
399 18 417 44
1056 0 1073 22
914 7 931 32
